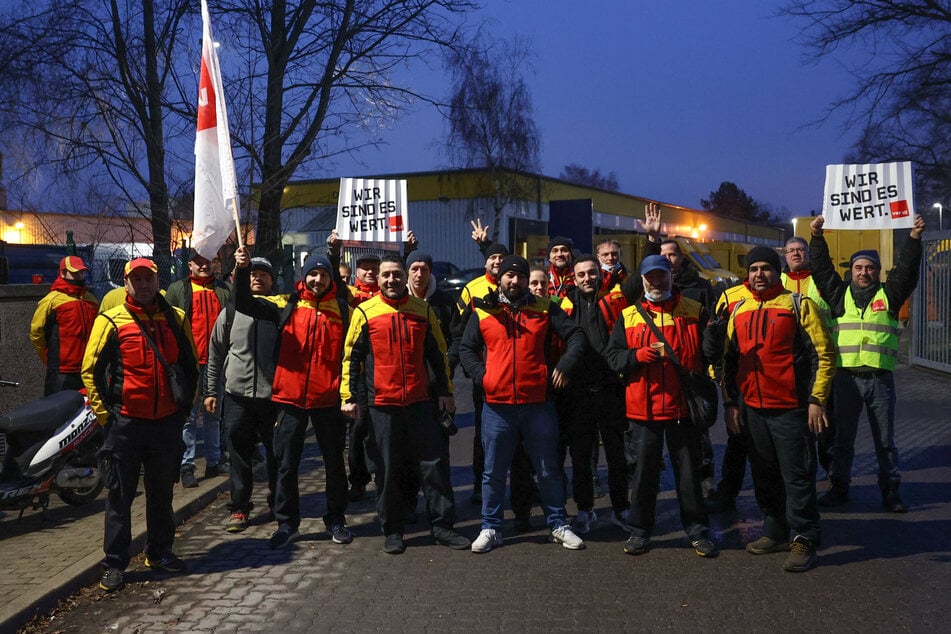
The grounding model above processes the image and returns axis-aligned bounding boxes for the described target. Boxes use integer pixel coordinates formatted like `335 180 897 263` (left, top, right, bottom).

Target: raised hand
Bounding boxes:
644 203 662 238
470 218 490 244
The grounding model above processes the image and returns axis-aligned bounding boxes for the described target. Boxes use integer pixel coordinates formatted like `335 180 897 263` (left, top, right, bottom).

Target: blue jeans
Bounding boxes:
828 370 899 491
481 401 568 531
181 365 221 468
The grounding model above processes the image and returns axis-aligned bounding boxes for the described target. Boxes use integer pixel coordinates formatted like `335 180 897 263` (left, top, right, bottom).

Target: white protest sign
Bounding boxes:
822 162 915 230
335 178 409 242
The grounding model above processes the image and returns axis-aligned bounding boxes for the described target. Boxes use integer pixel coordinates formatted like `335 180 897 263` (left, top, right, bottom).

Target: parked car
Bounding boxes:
432 261 481 297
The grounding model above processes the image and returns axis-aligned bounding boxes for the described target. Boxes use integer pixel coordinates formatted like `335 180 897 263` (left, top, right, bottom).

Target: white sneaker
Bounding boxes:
552 525 585 550
471 528 503 553
573 509 596 534
608 509 632 530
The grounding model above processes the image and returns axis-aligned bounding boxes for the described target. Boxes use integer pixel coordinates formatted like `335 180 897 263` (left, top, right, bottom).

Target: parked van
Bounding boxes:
706 241 755 281
671 237 740 290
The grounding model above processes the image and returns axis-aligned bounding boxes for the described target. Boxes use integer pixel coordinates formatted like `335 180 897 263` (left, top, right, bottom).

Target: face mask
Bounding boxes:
601 262 619 273
645 289 672 303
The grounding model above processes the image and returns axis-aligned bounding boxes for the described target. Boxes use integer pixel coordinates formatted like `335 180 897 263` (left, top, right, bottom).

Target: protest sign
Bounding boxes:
822 162 915 230
335 178 409 243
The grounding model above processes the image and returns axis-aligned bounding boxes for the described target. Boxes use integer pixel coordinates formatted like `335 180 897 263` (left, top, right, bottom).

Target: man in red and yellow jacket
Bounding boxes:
605 254 718 560
460 255 587 553
82 258 198 593
341 255 467 554
30 256 99 395
722 246 835 573
233 246 353 550
165 250 232 486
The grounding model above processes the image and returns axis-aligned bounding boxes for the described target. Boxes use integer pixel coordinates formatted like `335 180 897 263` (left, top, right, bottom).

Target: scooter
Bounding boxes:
0 378 104 518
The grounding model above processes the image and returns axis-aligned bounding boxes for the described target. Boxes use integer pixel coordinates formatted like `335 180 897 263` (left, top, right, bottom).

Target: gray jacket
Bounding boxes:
206 306 279 400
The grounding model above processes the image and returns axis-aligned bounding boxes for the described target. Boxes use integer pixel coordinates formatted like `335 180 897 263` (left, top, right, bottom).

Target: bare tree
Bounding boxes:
212 0 478 266
782 1 951 205
560 164 619 191
444 36 540 241
0 0 193 260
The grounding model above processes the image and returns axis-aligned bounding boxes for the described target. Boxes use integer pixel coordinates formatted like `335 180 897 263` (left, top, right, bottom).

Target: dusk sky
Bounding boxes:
328 1 871 219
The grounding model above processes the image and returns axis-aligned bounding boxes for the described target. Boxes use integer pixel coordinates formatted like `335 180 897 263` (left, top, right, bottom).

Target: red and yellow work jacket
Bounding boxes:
30 277 99 373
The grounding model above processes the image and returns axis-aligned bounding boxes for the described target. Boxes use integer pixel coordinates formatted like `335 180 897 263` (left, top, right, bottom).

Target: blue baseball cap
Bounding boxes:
640 255 671 276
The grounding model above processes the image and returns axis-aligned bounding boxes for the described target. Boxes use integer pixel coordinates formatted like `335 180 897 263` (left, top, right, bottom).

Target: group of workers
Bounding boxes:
25 203 925 592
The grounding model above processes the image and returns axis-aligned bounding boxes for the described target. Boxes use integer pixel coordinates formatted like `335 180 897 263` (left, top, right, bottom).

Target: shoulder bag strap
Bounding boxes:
125 306 174 375
633 302 689 374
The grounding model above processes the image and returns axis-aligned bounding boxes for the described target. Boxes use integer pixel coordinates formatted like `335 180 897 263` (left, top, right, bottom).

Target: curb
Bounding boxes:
1 476 229 632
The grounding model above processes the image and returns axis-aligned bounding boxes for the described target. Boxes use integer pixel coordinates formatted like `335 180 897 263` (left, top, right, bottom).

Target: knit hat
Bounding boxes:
250 257 275 279
499 255 530 277
639 255 671 276
405 251 433 270
484 243 509 260
747 246 782 272
301 253 333 278
850 249 881 269
547 236 574 253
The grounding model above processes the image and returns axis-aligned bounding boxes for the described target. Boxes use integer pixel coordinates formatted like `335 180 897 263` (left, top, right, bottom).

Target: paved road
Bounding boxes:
5 365 951 632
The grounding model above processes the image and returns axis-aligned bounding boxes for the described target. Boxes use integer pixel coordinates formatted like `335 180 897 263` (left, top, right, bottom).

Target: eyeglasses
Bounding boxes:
785 248 806 254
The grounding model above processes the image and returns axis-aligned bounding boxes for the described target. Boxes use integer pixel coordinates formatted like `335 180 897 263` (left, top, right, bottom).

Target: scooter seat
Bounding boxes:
0 390 85 435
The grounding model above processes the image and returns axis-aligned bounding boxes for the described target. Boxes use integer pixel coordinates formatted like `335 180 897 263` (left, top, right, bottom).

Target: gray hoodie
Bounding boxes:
206 305 279 399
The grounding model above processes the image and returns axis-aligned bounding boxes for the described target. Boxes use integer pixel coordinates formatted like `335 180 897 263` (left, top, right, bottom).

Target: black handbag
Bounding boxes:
633 303 719 428
126 307 194 411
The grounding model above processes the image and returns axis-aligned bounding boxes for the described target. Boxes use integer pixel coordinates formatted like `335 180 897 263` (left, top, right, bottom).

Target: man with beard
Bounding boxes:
722 247 835 572
808 215 925 513
547 236 576 298
342 255 467 553
606 255 718 559
558 255 629 534
460 255 586 553
31 256 99 395
233 246 354 550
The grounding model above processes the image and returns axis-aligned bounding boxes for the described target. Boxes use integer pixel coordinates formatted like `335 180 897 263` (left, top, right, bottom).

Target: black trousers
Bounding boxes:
44 371 83 396
101 412 184 571
347 410 372 488
627 419 709 541
743 406 821 545
272 404 348 532
716 427 749 500
367 402 456 536
595 388 631 515
556 390 600 513
222 392 277 514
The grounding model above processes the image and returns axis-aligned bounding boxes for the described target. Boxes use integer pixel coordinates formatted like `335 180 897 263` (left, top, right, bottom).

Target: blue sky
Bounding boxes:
326 1 867 217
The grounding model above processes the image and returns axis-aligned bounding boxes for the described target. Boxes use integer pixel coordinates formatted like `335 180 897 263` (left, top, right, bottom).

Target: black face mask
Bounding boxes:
62 276 85 288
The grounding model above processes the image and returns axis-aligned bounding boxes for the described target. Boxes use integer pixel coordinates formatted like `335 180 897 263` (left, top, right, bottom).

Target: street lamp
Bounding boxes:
933 202 943 231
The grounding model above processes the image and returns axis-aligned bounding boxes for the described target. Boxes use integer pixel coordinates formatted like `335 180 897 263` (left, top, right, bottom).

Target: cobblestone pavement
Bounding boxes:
6 365 951 632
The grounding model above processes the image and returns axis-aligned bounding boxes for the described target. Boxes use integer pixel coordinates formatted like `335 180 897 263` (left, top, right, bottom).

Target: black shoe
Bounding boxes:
330 524 354 545
818 482 849 507
746 535 790 555
883 492 907 513
180 466 198 489
268 527 299 550
144 553 186 573
623 535 650 556
383 533 405 554
203 463 221 479
512 514 533 534
348 483 366 502
99 567 124 593
432 527 471 550
784 536 817 572
691 538 719 558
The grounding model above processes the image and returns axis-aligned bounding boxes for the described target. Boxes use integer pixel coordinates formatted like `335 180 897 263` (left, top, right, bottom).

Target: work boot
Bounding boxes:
818 479 849 507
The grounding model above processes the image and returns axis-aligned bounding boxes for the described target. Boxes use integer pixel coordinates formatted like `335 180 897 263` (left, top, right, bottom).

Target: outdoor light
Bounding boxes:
933 202 943 231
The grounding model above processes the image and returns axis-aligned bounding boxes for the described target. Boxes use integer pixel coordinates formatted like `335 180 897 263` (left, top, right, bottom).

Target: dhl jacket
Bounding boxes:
341 291 451 407
82 295 198 424
605 293 706 421
459 291 585 405
234 267 350 410
165 276 231 365
30 277 99 373
723 282 835 410
348 279 379 307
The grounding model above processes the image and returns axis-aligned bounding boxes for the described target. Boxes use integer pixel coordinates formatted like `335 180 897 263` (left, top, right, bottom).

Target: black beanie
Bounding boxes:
746 246 782 272
547 236 573 253
405 251 433 269
499 255 530 277
484 243 509 260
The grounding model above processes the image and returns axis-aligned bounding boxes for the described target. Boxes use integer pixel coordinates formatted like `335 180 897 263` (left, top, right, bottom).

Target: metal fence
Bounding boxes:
910 233 951 373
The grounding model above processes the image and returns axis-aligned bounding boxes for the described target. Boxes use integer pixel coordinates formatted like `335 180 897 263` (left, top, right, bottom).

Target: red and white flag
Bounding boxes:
192 0 240 260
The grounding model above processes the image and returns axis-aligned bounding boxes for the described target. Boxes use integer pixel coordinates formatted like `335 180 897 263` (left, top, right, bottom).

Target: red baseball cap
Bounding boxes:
124 258 158 278
59 256 88 273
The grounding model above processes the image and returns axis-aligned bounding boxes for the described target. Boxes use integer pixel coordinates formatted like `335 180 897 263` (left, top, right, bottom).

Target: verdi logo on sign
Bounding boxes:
335 178 409 243
822 162 916 230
